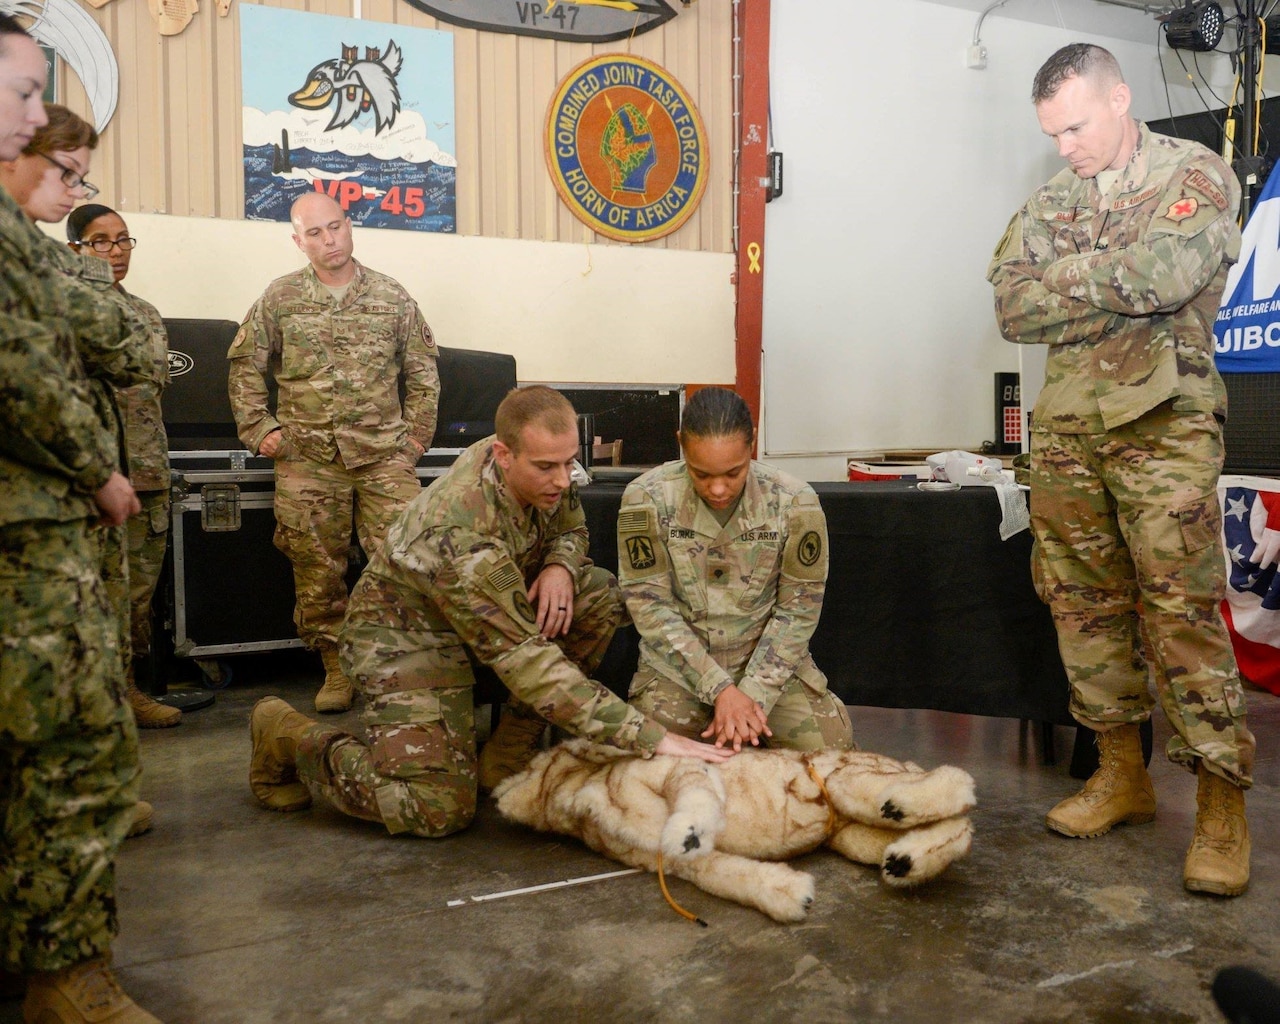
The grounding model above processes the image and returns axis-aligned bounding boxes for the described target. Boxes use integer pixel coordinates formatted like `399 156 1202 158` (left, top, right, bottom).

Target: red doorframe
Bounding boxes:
734 0 770 429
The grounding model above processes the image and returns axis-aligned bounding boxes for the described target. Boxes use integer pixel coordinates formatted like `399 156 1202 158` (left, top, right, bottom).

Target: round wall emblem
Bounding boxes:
545 55 709 243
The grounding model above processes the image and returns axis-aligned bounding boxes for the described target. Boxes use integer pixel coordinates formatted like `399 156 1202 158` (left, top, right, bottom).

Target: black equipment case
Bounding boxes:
159 317 518 660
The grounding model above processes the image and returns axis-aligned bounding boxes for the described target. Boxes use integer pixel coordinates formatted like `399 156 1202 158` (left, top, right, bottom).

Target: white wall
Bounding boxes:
76 213 736 386
762 0 1260 479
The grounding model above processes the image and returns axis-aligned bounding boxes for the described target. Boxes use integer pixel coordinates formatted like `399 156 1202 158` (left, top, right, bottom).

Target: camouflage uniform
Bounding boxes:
114 289 171 665
227 259 439 653
987 123 1254 786
35 238 154 665
293 438 666 836
0 186 141 974
617 460 853 751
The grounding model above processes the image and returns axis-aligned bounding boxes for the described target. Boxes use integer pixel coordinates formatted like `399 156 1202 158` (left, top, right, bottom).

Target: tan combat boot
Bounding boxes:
22 957 161 1023
1046 723 1156 838
314 648 354 714
1184 761 1250 897
124 678 181 729
249 697 318 811
478 705 548 791
126 800 153 838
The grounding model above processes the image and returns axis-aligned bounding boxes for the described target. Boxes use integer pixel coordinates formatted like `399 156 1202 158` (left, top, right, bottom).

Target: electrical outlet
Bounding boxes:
966 44 988 70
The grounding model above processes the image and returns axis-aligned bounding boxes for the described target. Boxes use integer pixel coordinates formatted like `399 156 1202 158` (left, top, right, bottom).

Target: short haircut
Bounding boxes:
679 386 753 444
495 386 577 452
290 190 345 231
25 103 98 157
66 202 117 242
1031 43 1123 104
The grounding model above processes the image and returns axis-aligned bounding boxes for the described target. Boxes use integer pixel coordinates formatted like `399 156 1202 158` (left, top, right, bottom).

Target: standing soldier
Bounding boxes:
987 43 1254 896
0 14 161 1021
2 105 165 833
619 386 853 753
228 191 439 713
248 387 732 837
68 203 179 728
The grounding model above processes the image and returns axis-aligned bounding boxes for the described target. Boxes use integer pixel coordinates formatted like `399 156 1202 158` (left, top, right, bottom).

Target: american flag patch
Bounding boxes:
617 509 649 534
487 563 522 591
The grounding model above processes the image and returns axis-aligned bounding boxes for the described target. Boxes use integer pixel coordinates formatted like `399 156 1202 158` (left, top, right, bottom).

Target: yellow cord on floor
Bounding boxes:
655 852 708 927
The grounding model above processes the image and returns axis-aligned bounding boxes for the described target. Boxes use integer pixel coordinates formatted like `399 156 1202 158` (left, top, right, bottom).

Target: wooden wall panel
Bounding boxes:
52 0 731 253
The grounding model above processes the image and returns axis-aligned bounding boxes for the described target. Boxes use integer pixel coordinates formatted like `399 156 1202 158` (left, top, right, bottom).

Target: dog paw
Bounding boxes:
880 818 973 887
661 810 710 859
754 863 816 923
880 799 906 823
883 851 913 879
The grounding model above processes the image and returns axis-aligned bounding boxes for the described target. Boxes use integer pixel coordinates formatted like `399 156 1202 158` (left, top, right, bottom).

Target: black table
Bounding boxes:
580 479 1071 728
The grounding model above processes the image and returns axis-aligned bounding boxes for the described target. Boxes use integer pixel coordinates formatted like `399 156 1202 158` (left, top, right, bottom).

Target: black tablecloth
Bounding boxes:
580 480 1071 726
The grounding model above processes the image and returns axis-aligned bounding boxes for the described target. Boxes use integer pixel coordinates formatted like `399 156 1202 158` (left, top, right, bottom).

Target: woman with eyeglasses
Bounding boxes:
0 20 161 1022
67 203 181 732
0 105 177 731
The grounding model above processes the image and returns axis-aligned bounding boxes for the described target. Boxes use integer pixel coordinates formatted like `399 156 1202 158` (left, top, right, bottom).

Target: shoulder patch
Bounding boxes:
782 507 827 582
1163 196 1198 223
421 321 439 354
616 506 668 581
992 213 1019 262
478 557 539 632
617 507 650 534
486 561 522 592
1183 168 1228 211
227 324 253 359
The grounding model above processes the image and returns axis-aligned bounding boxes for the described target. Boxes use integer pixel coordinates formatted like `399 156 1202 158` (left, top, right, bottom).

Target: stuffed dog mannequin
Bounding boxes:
493 739 976 923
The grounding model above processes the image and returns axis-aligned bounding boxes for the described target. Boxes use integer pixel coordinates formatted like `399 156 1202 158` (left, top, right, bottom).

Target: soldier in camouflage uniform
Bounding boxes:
228 191 440 714
987 43 1254 897
0 17 162 1022
248 387 733 836
3 108 170 834
619 387 853 753
69 203 180 729
4 114 177 735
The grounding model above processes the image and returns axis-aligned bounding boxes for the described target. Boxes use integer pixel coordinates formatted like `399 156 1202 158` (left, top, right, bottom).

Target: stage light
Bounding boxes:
1164 1 1225 51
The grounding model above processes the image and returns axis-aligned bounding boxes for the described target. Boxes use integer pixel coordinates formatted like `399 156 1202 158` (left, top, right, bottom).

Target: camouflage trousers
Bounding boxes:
628 668 854 751
92 520 130 667
1030 404 1254 786
296 566 621 837
125 489 170 665
273 452 420 651
0 520 140 973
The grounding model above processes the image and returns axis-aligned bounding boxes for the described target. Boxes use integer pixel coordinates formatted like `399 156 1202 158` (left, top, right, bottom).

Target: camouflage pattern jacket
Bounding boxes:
617 461 829 714
37 237 154 480
111 288 170 492
0 187 131 528
356 437 665 754
987 123 1241 433
227 259 440 469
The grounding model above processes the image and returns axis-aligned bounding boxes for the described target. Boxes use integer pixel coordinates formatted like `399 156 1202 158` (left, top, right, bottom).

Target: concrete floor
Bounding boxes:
5 652 1277 1024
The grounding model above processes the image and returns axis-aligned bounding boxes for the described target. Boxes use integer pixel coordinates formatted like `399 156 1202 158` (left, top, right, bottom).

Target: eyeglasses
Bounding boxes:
78 237 137 253
35 151 99 200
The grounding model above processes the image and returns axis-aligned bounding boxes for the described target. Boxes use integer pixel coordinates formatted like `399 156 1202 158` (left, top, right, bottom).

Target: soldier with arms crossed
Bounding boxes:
988 43 1254 896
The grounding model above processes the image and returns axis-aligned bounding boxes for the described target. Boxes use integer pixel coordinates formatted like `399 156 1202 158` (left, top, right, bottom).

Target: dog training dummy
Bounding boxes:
494 739 975 923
